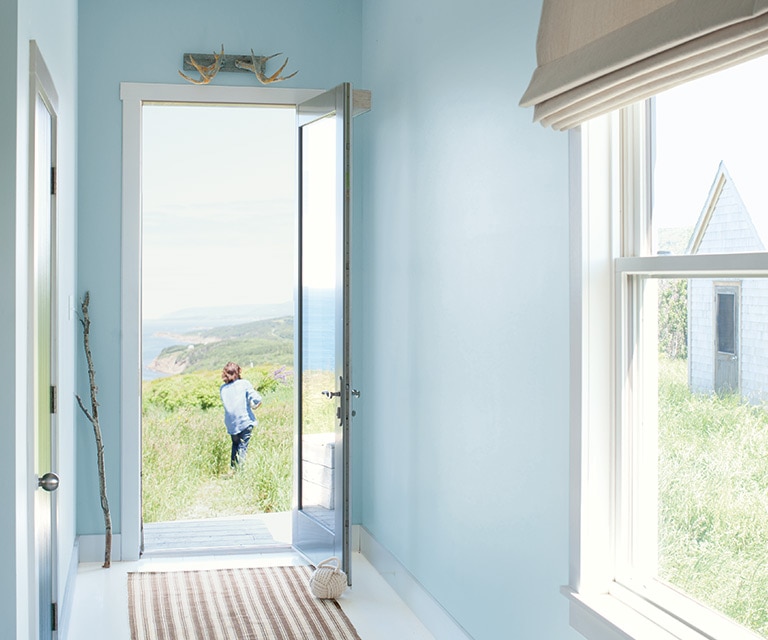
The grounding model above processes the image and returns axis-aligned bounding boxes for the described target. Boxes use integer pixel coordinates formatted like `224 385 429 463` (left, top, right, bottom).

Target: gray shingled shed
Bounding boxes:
687 162 768 402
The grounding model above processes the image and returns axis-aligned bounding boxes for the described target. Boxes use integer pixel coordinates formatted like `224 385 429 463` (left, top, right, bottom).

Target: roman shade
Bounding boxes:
521 0 768 130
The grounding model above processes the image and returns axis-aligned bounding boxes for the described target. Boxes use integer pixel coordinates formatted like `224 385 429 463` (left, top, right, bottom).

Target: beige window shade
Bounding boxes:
521 0 768 130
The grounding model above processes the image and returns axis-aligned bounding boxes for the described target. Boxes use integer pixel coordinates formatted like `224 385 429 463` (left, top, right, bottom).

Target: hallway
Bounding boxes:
67 550 435 639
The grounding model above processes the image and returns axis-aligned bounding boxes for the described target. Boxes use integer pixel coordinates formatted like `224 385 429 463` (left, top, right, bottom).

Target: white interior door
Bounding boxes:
293 84 353 578
31 51 59 639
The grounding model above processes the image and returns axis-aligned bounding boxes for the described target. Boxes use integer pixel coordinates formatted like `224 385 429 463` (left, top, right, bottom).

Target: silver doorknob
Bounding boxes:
321 390 341 399
38 472 60 492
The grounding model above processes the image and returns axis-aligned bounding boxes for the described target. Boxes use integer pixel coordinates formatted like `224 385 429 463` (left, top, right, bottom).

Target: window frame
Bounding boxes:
566 100 768 640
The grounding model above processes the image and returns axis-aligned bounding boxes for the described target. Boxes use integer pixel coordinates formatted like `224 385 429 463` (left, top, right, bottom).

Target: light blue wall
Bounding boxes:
77 1 578 637
76 0 362 533
358 1 578 638
2 0 78 636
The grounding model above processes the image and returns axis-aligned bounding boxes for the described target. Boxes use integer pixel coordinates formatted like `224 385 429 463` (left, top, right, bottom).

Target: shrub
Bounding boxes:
143 366 287 412
659 278 688 359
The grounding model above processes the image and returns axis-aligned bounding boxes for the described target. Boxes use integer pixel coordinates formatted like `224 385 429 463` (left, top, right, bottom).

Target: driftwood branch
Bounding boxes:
75 291 112 568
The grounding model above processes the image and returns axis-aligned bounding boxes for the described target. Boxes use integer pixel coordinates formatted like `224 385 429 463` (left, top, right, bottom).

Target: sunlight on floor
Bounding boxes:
67 550 435 639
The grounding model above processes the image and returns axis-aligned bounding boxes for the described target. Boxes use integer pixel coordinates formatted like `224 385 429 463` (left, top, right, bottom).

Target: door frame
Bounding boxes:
28 40 59 639
293 84 353 575
119 83 324 561
713 281 740 395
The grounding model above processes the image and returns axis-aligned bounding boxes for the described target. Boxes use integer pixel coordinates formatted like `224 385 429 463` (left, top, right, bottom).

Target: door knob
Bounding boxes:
321 390 341 399
38 472 60 492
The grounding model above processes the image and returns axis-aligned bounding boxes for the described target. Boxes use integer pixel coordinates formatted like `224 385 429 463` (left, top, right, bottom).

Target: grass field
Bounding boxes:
141 365 337 523
658 357 768 637
141 357 768 637
142 367 295 522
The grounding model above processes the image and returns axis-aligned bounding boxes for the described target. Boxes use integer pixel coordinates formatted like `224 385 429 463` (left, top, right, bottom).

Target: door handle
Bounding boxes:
38 472 60 492
321 390 341 399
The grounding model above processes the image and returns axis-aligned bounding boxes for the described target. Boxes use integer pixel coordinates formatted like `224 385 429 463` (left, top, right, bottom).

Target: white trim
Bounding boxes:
617 253 768 276
119 83 142 563
358 527 473 640
76 534 122 564
564 588 679 640
119 83 323 561
57 539 79 640
568 112 619 597
350 523 361 553
119 82 325 106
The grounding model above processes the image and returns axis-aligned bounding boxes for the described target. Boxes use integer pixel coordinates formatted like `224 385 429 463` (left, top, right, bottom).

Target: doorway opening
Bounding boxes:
140 103 296 554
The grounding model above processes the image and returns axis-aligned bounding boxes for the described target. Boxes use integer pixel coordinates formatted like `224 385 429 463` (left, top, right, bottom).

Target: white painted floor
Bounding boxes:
67 550 435 640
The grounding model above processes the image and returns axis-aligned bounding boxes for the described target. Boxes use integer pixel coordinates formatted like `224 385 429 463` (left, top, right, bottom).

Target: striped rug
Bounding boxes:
128 565 361 640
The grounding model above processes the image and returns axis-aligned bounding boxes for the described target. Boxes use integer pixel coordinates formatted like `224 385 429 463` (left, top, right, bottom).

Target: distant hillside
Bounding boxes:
161 301 293 322
658 227 693 255
149 316 293 375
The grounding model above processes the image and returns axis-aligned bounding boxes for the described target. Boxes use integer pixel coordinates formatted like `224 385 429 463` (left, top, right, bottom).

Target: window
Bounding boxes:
716 290 736 355
568 55 768 640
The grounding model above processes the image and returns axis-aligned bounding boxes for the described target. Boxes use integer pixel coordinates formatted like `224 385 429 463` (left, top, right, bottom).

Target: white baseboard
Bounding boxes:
57 538 79 640
77 534 122 563
351 523 362 553
357 526 474 640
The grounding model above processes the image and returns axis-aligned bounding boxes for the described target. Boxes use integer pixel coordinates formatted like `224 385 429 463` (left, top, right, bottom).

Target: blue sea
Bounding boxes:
142 317 221 381
143 294 336 380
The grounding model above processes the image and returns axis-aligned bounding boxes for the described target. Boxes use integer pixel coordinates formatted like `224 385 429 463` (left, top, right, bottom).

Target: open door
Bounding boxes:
293 84 353 578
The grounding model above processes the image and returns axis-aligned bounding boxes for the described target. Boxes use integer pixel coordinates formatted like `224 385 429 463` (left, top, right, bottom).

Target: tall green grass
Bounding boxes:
659 358 768 637
143 358 768 636
142 367 294 522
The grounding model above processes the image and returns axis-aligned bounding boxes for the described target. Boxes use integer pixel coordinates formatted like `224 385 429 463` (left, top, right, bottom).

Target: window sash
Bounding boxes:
570 101 768 640
617 253 768 276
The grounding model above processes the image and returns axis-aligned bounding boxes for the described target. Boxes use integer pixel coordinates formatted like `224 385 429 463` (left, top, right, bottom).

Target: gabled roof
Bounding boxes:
686 161 764 254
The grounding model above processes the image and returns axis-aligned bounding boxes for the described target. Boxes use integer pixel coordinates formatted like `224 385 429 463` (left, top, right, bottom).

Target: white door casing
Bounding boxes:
119 84 323 561
120 83 368 563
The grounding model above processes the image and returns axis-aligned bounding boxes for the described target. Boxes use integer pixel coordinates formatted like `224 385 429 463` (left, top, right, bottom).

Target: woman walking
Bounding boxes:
220 361 262 468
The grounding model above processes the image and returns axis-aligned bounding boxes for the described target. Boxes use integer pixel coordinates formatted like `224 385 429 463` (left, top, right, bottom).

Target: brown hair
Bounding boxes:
221 362 242 383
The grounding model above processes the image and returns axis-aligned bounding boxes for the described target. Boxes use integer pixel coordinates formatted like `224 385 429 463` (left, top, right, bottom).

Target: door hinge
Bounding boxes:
51 602 57 631
50 385 57 414
50 166 57 196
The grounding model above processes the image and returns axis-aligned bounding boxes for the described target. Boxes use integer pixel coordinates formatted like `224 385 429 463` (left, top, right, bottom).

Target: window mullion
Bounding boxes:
615 100 657 587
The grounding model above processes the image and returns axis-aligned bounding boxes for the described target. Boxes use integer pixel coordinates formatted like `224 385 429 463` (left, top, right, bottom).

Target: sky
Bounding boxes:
142 103 339 319
141 56 768 317
652 54 768 248
142 104 297 319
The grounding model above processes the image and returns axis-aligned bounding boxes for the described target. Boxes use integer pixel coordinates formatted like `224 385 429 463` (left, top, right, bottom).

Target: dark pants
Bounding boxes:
230 425 253 468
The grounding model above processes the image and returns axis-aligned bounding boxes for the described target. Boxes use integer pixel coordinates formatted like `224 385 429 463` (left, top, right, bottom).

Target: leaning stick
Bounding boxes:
75 291 112 568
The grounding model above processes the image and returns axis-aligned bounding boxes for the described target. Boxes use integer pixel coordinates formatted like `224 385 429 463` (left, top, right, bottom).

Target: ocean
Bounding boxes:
143 293 336 380
142 317 222 381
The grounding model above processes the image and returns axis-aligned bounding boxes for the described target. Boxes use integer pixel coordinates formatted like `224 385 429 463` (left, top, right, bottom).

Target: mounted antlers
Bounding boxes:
179 45 225 85
235 49 298 84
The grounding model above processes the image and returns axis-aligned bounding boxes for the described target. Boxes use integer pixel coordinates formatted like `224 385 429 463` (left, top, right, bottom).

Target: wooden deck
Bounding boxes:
142 512 292 556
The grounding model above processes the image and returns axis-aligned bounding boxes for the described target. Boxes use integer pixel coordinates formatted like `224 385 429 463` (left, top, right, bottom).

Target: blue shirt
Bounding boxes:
219 378 262 435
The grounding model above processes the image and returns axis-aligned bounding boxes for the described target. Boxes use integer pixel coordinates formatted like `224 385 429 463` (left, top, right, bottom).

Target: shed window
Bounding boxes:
716 292 736 354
